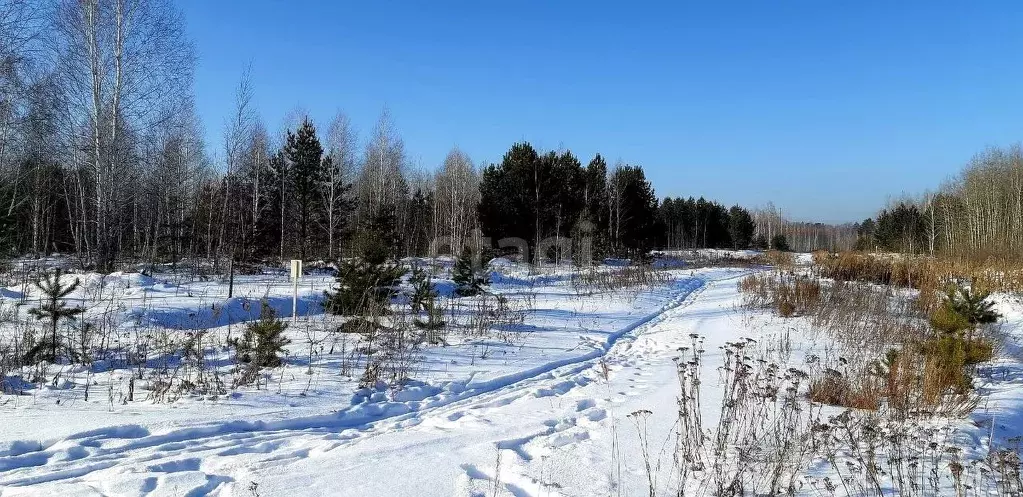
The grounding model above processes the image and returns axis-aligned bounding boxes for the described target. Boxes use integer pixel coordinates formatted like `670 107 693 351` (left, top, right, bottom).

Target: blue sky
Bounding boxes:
180 1 1023 223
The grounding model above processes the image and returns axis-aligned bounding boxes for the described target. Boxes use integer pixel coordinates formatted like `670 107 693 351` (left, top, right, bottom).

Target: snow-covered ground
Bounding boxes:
0 260 1021 496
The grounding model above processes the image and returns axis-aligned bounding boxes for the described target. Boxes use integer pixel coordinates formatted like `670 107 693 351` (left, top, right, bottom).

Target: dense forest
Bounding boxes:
4 0 1008 271
0 0 809 270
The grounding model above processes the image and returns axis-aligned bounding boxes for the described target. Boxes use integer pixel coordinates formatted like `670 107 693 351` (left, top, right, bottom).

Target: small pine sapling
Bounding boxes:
931 286 1001 336
930 285 1001 350
26 269 85 364
410 267 446 340
946 287 1000 327
234 301 291 369
408 267 433 314
324 240 403 316
453 247 489 297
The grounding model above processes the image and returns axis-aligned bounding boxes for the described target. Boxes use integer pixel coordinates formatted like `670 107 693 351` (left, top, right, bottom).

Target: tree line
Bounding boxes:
852 144 1023 259
0 0 862 270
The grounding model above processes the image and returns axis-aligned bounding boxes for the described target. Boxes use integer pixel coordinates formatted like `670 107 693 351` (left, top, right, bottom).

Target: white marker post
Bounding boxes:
290 259 302 322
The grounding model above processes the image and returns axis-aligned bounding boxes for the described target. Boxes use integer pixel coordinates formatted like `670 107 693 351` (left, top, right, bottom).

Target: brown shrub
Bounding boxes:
777 300 796 318
764 250 796 270
807 367 882 410
815 251 1023 295
808 335 991 415
738 273 821 318
744 264 998 416
807 368 849 406
814 252 932 289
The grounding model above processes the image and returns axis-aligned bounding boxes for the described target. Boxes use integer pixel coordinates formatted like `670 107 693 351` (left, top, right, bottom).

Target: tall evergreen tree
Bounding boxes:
874 202 927 253
582 154 610 259
771 233 790 251
283 118 326 260
547 150 586 262
479 143 539 254
479 143 585 262
855 218 877 250
727 205 755 249
609 165 659 257
404 188 434 257
366 204 400 257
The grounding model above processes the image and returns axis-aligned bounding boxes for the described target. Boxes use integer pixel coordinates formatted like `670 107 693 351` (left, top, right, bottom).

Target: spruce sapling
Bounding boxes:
234 301 291 368
26 269 85 363
453 247 489 297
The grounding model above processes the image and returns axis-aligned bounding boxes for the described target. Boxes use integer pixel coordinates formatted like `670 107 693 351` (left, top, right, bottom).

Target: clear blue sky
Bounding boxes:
180 1 1023 223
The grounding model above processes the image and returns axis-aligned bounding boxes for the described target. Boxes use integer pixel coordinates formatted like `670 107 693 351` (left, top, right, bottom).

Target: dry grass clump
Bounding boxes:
815 251 1023 312
659 334 1018 496
810 280 929 347
738 273 821 318
670 335 820 496
815 252 932 289
808 409 1023 496
806 363 883 410
741 269 999 417
573 264 670 293
806 336 990 416
813 283 995 416
763 250 795 270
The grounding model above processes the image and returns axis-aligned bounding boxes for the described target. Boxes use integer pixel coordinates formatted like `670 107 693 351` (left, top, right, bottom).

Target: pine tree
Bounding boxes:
479 143 540 259
404 188 434 257
946 288 1000 328
583 154 610 259
324 240 403 316
284 118 326 260
253 150 287 259
453 247 488 297
727 205 756 249
855 218 876 251
234 301 291 368
26 269 85 363
544 150 585 262
367 204 400 257
409 267 445 336
657 196 733 249
771 234 790 251
609 165 659 257
874 202 927 254
478 143 586 263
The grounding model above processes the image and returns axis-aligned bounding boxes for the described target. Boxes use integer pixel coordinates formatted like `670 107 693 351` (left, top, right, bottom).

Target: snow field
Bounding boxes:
0 261 1022 495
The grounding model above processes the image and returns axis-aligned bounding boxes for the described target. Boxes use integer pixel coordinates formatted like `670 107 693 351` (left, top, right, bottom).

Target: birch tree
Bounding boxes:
434 147 479 254
323 110 356 259
217 68 255 266
53 0 195 270
357 109 407 226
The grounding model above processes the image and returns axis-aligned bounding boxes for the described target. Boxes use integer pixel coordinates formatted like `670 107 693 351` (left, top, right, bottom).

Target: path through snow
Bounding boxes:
0 269 758 496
